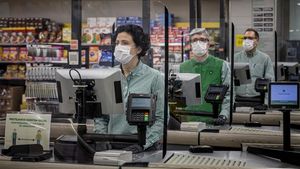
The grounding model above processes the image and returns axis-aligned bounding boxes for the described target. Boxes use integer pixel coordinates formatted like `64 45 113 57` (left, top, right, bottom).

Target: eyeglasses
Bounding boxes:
191 38 209 43
243 36 256 40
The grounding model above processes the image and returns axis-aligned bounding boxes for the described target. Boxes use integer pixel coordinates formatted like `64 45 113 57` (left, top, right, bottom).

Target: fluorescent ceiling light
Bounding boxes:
297 2 300 6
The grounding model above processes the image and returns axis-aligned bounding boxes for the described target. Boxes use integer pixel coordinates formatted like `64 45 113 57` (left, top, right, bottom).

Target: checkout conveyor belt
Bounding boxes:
233 111 300 125
168 126 300 148
1 120 300 149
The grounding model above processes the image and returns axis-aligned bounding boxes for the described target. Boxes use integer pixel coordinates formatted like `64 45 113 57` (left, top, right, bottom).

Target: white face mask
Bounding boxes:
114 45 133 64
243 39 255 51
191 41 208 57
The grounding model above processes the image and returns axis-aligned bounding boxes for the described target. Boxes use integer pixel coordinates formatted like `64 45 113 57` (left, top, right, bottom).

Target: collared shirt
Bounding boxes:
234 49 275 97
219 60 232 119
94 61 165 149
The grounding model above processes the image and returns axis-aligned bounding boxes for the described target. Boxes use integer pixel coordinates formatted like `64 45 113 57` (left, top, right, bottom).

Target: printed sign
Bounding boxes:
4 114 51 150
68 51 79 65
235 34 244 47
70 39 79 50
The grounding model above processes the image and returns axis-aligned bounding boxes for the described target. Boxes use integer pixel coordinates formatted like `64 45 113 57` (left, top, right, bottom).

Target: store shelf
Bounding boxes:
26 79 57 82
152 43 185 47
0 78 25 86
0 60 68 65
0 61 28 64
0 77 25 80
0 43 68 46
34 101 59 105
82 44 113 50
0 43 113 48
0 43 27 47
0 60 101 66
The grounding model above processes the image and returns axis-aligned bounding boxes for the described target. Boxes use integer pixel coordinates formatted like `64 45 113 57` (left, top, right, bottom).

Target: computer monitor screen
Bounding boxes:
56 68 124 115
269 82 299 109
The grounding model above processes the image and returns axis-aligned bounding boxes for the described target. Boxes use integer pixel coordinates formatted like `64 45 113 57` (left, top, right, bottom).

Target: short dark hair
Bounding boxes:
245 28 259 40
112 24 150 59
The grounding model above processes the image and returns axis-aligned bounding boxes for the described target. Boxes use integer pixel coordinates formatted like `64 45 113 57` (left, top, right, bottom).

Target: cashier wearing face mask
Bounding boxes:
235 28 274 98
179 28 232 125
94 24 165 153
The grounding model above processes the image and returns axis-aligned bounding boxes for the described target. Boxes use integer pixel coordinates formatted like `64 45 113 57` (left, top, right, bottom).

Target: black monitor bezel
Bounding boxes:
268 82 300 109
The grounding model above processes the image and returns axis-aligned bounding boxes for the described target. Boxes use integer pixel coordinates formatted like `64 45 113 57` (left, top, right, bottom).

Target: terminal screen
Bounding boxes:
131 98 151 108
270 84 298 106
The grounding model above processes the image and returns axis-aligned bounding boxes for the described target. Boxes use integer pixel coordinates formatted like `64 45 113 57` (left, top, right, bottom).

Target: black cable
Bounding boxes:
67 119 96 156
169 69 174 76
69 68 82 84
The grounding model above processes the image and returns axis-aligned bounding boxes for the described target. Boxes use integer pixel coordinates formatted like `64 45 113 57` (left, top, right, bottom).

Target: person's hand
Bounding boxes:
213 115 227 125
123 144 143 153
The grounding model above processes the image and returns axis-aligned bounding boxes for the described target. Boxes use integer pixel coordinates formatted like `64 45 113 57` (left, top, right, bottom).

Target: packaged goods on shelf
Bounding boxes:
89 47 100 63
25 82 59 113
62 25 71 43
100 50 112 63
1 64 26 79
8 47 18 61
1 28 10 43
150 26 189 65
150 13 175 27
96 17 116 34
116 16 142 27
27 45 63 62
19 47 29 61
82 17 115 44
81 47 101 63
1 47 10 60
150 26 189 44
26 65 60 81
0 17 63 44
25 82 58 100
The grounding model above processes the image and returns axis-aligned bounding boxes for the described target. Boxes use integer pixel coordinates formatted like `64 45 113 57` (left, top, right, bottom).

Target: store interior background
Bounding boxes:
0 0 299 168
0 0 298 62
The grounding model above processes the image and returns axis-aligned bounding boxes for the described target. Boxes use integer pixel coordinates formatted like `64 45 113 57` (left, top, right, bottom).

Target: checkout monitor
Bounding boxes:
269 82 299 109
56 68 124 115
175 73 201 105
233 63 251 86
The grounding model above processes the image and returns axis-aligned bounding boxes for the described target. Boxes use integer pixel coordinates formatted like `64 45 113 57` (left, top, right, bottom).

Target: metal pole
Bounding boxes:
142 0 152 67
283 110 291 151
71 0 82 68
275 31 278 81
219 0 226 59
196 0 202 28
229 23 235 125
163 6 169 158
189 0 196 31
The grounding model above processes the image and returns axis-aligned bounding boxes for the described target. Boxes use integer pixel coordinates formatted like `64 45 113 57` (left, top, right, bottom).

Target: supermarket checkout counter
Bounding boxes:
0 142 299 168
1 120 300 168
1 120 300 149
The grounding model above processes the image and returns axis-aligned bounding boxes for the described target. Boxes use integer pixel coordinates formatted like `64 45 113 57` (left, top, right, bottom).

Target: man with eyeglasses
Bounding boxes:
234 28 274 101
179 28 231 125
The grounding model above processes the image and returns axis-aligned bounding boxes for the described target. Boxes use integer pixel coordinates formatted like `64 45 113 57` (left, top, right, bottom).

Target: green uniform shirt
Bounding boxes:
234 49 274 97
179 55 231 122
94 61 165 149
